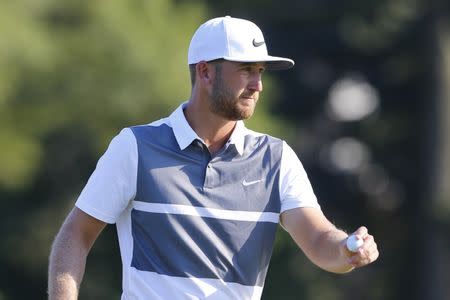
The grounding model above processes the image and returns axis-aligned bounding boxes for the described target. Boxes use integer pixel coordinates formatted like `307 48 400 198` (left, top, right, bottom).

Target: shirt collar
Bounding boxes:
169 102 200 151
227 120 245 156
169 102 247 156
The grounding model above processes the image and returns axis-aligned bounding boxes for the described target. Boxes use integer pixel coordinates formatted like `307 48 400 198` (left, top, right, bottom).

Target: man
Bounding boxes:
48 16 378 300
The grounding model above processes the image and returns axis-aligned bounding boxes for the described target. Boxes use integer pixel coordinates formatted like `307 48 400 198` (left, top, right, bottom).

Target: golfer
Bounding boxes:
48 16 378 300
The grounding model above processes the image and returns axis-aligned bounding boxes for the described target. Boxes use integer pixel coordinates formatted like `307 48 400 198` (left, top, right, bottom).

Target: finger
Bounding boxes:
353 226 368 239
363 234 374 243
367 248 379 263
365 240 379 261
359 250 378 267
350 244 371 262
360 235 375 250
349 254 371 268
362 236 378 256
359 239 376 257
349 244 379 267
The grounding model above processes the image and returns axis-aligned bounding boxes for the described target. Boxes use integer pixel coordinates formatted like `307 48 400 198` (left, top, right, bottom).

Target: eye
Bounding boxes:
238 64 265 76
240 66 253 73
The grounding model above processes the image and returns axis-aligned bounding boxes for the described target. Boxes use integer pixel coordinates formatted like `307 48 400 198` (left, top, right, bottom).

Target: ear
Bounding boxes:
196 61 214 85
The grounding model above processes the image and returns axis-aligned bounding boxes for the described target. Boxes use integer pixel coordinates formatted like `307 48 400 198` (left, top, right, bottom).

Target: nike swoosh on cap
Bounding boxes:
252 39 265 47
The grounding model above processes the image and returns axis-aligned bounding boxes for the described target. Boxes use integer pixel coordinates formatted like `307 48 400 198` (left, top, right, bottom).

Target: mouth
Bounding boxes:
240 94 257 101
239 97 256 105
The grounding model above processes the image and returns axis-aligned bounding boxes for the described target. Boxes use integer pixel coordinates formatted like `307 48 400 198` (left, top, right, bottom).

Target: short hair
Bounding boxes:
189 64 196 87
188 59 225 87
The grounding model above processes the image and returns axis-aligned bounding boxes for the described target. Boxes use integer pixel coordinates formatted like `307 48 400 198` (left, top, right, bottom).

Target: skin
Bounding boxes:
48 207 106 300
184 60 264 154
186 60 378 272
47 59 378 299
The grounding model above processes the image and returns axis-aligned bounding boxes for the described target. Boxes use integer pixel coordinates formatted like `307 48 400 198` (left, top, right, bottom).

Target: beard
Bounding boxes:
209 68 257 121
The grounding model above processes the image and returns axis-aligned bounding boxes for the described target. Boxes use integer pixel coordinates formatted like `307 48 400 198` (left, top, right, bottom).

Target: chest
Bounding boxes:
134 137 282 213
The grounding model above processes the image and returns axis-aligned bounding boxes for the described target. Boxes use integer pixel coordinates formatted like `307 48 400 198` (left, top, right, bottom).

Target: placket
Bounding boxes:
203 156 218 190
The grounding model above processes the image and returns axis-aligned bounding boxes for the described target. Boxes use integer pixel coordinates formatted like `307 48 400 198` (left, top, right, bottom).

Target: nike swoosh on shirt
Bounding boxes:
252 39 265 47
242 179 263 186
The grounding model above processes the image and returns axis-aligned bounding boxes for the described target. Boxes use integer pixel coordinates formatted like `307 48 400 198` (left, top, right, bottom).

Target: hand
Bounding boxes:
342 226 379 269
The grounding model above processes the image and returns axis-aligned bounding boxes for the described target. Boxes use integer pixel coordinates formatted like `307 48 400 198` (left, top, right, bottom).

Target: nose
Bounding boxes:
248 74 263 92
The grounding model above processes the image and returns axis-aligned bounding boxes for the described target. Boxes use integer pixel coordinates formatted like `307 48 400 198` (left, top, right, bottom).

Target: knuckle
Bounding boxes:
364 235 374 243
374 250 380 259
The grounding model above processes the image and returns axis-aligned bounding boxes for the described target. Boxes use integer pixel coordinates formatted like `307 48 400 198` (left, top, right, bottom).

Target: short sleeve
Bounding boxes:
75 128 138 223
279 141 321 213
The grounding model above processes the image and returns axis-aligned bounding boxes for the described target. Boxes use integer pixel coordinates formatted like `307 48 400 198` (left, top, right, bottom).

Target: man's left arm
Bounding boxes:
281 207 379 273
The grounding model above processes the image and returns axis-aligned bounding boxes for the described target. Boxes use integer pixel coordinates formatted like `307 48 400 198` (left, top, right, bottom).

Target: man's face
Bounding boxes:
209 60 265 121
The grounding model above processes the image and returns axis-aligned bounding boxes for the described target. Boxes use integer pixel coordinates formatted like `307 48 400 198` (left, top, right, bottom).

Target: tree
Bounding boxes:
0 0 209 298
0 1 295 298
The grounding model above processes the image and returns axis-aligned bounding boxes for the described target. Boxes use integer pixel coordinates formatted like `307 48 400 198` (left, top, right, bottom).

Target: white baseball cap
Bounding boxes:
188 16 294 70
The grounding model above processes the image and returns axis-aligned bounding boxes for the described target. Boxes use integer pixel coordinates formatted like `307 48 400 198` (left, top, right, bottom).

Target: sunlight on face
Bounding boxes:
209 61 262 120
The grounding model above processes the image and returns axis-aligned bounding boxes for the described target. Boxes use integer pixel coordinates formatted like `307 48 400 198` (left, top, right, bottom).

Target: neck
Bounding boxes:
184 98 237 155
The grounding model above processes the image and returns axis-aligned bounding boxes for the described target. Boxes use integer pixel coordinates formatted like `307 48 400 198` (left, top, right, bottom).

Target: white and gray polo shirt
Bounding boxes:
76 102 320 300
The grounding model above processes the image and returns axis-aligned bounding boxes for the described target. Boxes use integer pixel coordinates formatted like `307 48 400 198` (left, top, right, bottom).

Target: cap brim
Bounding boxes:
222 55 295 71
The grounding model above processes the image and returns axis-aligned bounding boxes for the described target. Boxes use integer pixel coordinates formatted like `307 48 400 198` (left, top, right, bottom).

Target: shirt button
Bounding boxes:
207 163 211 168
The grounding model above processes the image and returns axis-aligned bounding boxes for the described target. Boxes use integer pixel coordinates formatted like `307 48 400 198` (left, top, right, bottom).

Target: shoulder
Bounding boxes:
243 127 284 147
239 127 285 163
129 117 171 133
241 128 307 174
128 117 174 139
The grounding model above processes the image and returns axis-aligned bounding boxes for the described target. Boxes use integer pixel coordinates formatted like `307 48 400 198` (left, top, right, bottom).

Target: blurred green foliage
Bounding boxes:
0 0 204 189
1 0 449 299
0 0 298 298
0 0 293 191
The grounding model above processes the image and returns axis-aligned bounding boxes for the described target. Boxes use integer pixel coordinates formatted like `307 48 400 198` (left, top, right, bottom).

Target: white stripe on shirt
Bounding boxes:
132 201 280 223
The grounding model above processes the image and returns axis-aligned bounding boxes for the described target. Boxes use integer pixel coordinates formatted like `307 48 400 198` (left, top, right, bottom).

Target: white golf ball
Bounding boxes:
346 235 363 252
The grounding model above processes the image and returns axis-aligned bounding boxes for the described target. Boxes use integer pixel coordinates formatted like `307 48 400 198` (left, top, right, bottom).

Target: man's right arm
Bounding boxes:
48 207 107 300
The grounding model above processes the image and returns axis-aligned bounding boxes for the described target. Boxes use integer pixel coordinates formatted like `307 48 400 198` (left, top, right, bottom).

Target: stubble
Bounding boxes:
209 63 256 121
